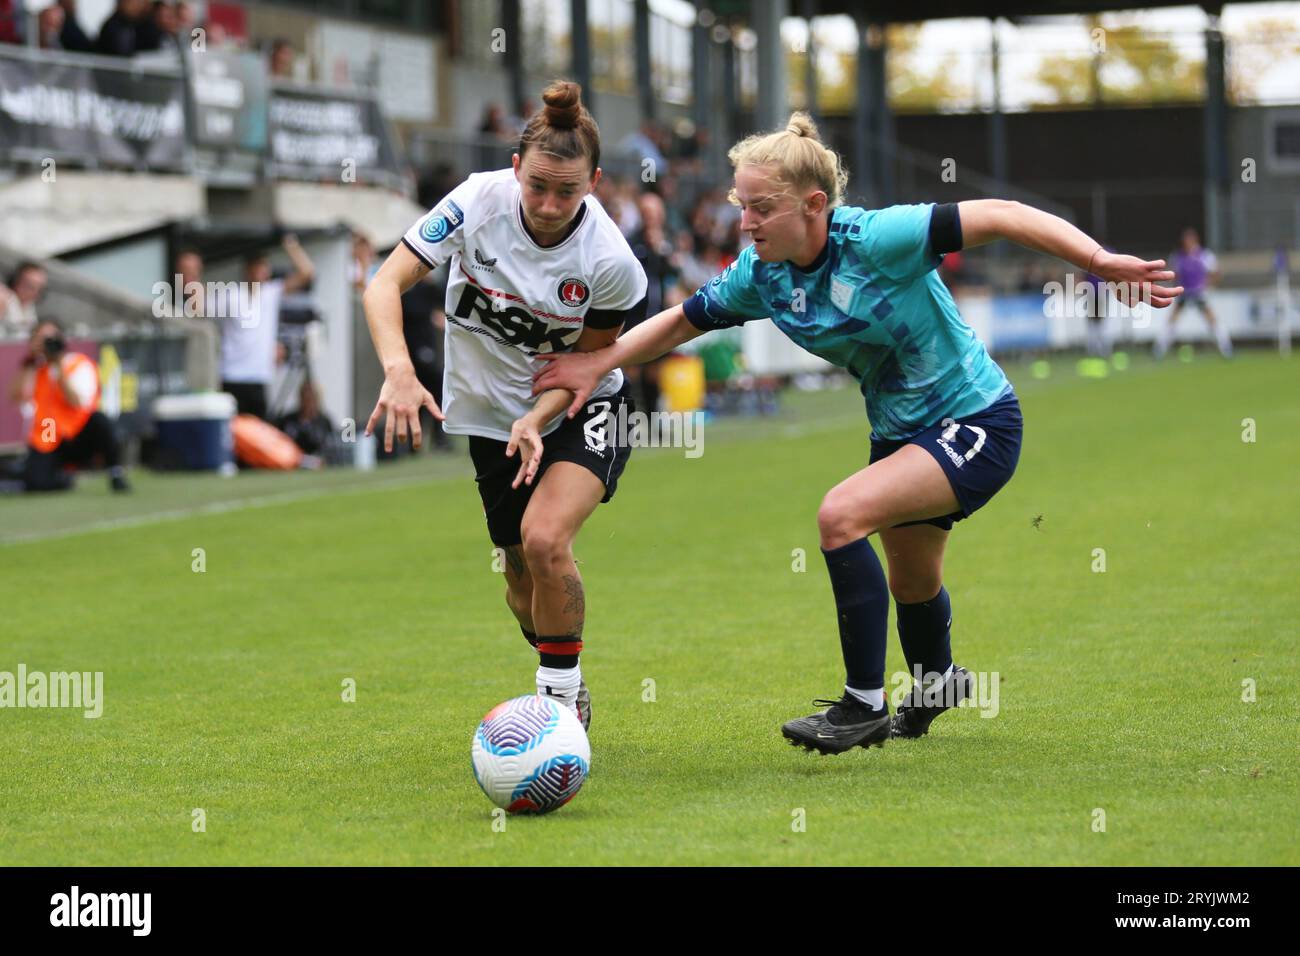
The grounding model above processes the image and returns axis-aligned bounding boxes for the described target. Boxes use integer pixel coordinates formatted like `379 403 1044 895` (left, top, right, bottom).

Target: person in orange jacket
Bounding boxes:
17 319 129 493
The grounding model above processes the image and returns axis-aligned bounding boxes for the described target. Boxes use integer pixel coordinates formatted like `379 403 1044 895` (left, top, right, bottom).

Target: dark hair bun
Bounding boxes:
542 80 583 130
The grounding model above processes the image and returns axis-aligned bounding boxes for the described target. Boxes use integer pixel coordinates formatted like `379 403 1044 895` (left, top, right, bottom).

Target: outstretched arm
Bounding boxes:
957 200 1183 307
362 243 441 451
531 303 704 418
280 233 316 295
507 323 623 488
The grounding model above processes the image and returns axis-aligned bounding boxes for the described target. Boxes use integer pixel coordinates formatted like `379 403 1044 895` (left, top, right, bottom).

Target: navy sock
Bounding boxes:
822 538 889 698
521 626 539 648
895 586 953 681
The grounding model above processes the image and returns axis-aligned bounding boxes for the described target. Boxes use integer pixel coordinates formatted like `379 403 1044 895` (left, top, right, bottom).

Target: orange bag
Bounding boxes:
230 414 303 470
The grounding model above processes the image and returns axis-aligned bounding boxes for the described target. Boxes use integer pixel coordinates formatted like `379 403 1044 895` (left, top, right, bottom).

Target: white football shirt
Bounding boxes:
219 278 284 385
401 168 648 441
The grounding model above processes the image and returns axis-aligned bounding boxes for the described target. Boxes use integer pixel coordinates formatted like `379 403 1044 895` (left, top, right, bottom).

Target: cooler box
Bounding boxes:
153 393 237 470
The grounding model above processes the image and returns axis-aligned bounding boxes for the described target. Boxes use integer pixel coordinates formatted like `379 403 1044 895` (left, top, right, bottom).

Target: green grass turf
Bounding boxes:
1 350 1296 865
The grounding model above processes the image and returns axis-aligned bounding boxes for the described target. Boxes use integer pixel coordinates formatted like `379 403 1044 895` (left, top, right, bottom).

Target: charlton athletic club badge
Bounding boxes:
557 277 590 308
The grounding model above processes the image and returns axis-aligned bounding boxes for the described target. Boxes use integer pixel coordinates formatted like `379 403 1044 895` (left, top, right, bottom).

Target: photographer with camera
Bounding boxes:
16 320 129 493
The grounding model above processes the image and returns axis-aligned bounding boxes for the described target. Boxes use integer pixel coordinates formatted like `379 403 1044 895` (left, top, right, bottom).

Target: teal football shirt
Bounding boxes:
682 203 1012 441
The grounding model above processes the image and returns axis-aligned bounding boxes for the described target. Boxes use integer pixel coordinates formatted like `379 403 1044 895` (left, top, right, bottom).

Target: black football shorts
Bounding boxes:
467 386 635 547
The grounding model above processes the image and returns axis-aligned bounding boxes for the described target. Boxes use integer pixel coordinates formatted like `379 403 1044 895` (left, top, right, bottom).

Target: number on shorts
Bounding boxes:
941 419 987 461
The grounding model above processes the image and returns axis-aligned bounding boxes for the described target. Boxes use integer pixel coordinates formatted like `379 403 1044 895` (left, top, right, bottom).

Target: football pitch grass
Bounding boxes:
2 350 1296 866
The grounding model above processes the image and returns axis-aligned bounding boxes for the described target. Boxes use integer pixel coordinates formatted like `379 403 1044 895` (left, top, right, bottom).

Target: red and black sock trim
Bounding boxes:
535 635 582 669
521 627 539 648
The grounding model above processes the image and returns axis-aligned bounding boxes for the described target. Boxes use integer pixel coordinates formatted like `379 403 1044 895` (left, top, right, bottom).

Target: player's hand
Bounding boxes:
365 365 443 453
1091 251 1184 308
531 351 605 419
506 415 543 489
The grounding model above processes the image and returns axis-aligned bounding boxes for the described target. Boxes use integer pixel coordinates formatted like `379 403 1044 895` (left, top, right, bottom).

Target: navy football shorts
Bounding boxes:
869 388 1023 532
468 386 635 547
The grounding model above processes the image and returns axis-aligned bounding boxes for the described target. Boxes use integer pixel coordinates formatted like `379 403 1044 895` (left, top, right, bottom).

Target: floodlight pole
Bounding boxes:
571 0 593 116
990 18 1008 262
1202 13 1227 252
802 0 817 121
751 0 788 132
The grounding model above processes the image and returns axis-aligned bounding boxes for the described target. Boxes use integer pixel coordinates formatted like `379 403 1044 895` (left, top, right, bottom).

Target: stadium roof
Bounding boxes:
752 1 1228 23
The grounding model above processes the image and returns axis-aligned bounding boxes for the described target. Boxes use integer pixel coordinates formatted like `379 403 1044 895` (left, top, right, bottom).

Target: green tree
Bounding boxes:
785 22 971 116
886 23 974 113
1226 18 1300 105
1034 17 1203 106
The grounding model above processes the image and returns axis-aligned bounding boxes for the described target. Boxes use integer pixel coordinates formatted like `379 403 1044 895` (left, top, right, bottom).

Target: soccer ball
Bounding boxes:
471 695 590 814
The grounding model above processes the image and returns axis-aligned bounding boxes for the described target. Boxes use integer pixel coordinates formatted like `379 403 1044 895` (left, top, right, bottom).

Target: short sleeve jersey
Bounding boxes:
1170 246 1216 295
402 168 648 441
683 203 1011 441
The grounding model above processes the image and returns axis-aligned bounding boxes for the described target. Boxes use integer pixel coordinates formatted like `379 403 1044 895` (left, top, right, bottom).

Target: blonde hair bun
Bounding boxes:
728 111 848 208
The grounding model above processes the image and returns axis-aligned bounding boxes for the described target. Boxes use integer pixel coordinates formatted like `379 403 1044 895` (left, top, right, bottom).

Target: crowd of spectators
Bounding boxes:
0 0 301 73
1 0 193 55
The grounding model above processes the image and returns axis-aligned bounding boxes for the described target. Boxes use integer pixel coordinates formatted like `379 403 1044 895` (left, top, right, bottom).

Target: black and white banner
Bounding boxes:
268 86 402 183
0 54 185 169
187 49 268 151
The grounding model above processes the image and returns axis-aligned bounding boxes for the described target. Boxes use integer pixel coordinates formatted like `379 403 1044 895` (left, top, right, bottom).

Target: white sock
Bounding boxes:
1154 320 1173 358
537 664 581 714
1213 321 1233 357
845 685 884 710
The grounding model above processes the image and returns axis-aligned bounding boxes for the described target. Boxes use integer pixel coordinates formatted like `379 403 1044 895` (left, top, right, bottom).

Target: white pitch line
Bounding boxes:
0 470 456 547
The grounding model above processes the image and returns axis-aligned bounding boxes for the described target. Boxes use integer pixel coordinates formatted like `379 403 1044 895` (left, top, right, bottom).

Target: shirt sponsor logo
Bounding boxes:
453 283 579 353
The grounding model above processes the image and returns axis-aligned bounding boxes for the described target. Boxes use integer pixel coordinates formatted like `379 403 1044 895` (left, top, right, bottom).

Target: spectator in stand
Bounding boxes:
56 0 94 51
508 98 536 135
623 192 677 414
18 319 129 493
618 120 670 178
351 233 376 292
34 2 64 49
269 37 295 78
417 161 458 211
0 0 20 45
135 0 159 50
671 231 717 300
1 261 48 337
136 1 178 53
156 247 207 318
174 0 195 42
656 175 689 237
96 0 148 56
478 103 514 140
276 380 339 463
476 103 515 172
219 234 315 421
629 192 677 317
614 180 644 238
